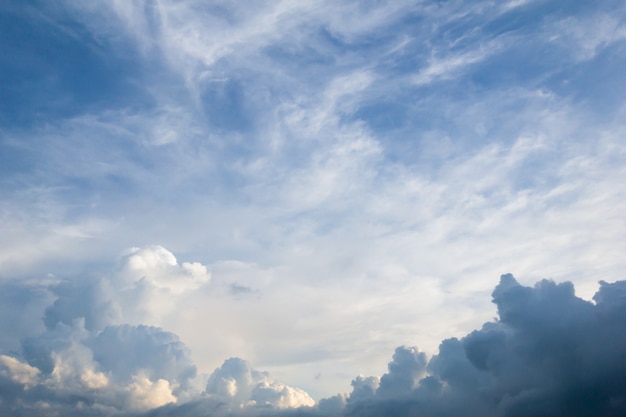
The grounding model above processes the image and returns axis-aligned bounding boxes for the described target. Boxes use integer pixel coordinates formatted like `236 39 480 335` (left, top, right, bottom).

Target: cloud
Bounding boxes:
42 245 211 332
0 245 314 415
126 374 177 411
334 275 626 417
0 246 209 414
550 13 626 62
2 256 626 417
2 0 626 413
89 325 197 392
0 283 55 353
412 41 502 86
375 346 427 398
0 354 40 388
119 274 626 417
2 320 196 414
205 357 315 409
119 245 211 295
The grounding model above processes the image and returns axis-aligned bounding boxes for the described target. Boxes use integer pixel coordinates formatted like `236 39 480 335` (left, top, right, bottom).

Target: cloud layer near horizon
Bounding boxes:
1 268 625 416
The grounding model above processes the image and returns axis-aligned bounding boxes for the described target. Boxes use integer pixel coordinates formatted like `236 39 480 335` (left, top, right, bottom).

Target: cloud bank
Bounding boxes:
1 263 625 416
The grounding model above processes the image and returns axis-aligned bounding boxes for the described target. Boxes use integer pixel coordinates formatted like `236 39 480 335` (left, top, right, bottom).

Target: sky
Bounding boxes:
1 0 626 415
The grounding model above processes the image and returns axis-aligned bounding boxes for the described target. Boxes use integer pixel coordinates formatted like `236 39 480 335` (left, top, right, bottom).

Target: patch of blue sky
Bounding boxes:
344 15 622 173
262 29 343 75
560 43 626 117
0 3 152 129
200 77 255 133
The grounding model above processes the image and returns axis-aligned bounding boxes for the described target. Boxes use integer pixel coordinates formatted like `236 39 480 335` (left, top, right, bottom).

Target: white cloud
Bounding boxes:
46 349 110 391
119 245 211 294
0 316 198 414
499 0 536 13
413 41 502 86
205 358 315 409
125 374 177 411
0 355 40 388
551 13 626 61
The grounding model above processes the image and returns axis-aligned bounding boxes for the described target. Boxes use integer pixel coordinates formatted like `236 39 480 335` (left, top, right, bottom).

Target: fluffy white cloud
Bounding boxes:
206 358 315 409
46 343 109 391
42 245 212 331
119 245 211 294
125 374 177 411
1 316 198 414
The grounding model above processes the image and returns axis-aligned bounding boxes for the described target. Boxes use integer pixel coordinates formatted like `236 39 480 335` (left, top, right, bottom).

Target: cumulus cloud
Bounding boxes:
98 274 626 417
0 321 195 415
205 357 315 409
129 359 318 417
126 374 177 411
336 275 626 417
0 245 317 416
89 324 197 396
376 346 427 398
118 245 211 294
0 246 208 415
347 375 379 404
42 245 211 331
142 274 626 417
2 264 626 417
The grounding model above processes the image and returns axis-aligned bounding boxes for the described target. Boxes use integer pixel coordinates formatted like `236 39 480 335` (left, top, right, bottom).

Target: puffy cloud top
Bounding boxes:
120 246 211 294
205 357 315 409
376 346 427 398
42 245 212 332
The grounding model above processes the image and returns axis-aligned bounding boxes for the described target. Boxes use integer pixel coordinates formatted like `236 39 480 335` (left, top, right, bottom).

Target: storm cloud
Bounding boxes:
335 275 626 417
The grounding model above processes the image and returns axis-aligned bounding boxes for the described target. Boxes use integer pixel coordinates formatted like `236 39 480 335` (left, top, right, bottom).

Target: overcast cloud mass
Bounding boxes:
1 0 626 416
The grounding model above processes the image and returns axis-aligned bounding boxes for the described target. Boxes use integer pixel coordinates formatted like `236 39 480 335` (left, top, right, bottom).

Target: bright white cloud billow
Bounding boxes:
1 0 626 415
205 357 315 409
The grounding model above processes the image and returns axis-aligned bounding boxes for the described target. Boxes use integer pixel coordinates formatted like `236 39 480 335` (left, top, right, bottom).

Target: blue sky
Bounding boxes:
1 0 626 415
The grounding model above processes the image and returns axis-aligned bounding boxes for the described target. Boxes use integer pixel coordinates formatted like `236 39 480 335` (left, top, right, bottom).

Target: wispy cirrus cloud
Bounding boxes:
412 40 504 86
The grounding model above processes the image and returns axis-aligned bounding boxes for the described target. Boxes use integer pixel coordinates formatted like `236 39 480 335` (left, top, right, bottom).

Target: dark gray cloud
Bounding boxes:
376 346 427 399
336 274 626 417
